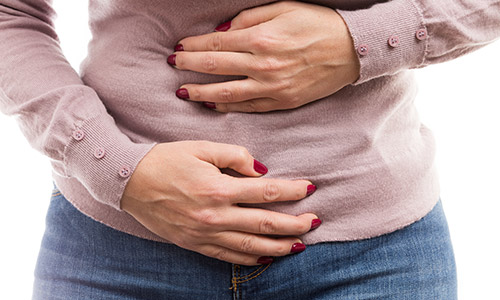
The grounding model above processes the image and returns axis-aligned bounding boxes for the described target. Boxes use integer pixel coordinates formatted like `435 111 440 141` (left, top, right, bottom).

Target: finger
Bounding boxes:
179 79 265 104
224 177 313 204
196 244 268 266
214 231 304 257
214 98 283 113
174 51 257 76
220 208 319 236
195 142 268 176
225 2 295 31
178 30 255 52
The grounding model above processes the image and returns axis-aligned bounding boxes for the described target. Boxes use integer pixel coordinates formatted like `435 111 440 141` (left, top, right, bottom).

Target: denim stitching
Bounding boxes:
234 264 264 280
234 263 271 283
230 264 240 299
238 265 242 300
230 262 273 297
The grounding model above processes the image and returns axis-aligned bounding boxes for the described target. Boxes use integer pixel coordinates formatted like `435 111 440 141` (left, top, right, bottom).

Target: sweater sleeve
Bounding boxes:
336 0 500 84
0 0 156 210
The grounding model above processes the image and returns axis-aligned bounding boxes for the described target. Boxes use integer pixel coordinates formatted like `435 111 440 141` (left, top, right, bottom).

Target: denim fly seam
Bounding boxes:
230 263 273 300
51 189 61 198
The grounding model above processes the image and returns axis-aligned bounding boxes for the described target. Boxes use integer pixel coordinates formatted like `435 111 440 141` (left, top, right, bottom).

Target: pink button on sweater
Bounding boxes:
1 0 499 244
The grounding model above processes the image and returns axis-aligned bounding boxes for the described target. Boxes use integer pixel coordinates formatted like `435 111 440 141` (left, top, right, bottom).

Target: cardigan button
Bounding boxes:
416 28 428 41
357 44 369 56
72 129 85 141
119 166 132 178
94 147 106 159
388 35 400 47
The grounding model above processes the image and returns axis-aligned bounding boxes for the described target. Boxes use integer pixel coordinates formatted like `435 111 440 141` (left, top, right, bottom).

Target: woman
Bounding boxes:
1 0 499 298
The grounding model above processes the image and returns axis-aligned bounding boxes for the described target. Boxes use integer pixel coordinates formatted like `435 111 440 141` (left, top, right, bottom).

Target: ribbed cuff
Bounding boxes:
337 0 428 85
63 113 156 210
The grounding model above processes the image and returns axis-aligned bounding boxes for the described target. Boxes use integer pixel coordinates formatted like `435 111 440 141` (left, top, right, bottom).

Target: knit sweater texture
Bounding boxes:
1 0 499 244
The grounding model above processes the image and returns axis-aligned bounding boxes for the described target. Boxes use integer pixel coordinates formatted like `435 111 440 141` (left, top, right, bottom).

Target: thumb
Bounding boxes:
216 2 292 32
197 142 268 177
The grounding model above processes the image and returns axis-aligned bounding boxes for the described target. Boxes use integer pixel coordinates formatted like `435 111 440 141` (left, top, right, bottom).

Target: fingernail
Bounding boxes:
174 44 184 51
311 218 322 230
306 184 317 196
167 54 176 66
253 159 268 175
257 256 273 264
215 21 231 32
203 102 217 109
176 88 189 99
290 243 306 254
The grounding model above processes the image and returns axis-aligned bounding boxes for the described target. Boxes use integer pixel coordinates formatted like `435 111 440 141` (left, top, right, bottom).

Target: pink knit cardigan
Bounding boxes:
1 0 499 243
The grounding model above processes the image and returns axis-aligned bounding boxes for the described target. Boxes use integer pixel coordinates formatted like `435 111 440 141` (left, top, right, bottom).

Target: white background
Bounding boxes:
0 1 499 299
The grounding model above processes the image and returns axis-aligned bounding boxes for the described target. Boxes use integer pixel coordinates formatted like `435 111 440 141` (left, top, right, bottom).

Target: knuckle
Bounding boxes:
184 228 205 240
287 95 302 109
236 9 251 22
239 235 257 253
215 188 236 203
244 101 258 113
215 103 229 112
257 57 284 72
212 248 229 262
209 33 224 51
240 258 259 267
262 182 281 202
218 87 236 102
188 86 201 100
259 215 278 234
194 209 221 227
275 79 293 93
202 182 234 203
201 53 218 72
294 220 310 234
275 244 290 256
233 146 250 162
249 30 276 52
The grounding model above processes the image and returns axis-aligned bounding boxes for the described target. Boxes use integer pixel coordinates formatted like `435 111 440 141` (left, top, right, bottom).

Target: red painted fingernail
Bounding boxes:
257 256 273 264
176 88 189 99
290 243 306 254
306 184 317 196
253 159 268 175
215 21 231 32
203 102 216 109
174 44 184 51
311 218 322 230
167 54 176 66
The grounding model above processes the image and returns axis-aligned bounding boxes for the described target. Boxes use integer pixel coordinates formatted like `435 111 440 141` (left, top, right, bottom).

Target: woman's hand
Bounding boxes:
169 1 360 113
121 141 319 266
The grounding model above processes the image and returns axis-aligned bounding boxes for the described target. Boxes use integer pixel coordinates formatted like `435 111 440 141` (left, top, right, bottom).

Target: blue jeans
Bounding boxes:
33 188 457 299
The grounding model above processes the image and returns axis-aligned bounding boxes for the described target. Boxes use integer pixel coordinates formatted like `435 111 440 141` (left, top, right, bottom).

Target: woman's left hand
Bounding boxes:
169 1 360 113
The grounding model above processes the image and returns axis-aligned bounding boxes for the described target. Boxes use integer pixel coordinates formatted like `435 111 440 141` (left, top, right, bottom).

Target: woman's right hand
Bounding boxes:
121 141 319 265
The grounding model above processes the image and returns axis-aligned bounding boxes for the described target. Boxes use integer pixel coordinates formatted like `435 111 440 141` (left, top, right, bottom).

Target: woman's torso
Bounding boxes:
76 0 440 243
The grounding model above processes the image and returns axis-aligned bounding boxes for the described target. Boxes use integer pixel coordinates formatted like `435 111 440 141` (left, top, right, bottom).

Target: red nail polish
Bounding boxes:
215 21 231 32
290 243 306 254
311 218 322 230
203 102 216 109
167 54 176 66
257 256 273 264
253 159 268 175
176 88 189 99
174 44 184 51
306 184 317 196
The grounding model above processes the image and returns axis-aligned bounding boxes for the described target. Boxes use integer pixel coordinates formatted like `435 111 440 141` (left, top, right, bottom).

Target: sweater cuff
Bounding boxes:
62 113 156 211
337 0 428 85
